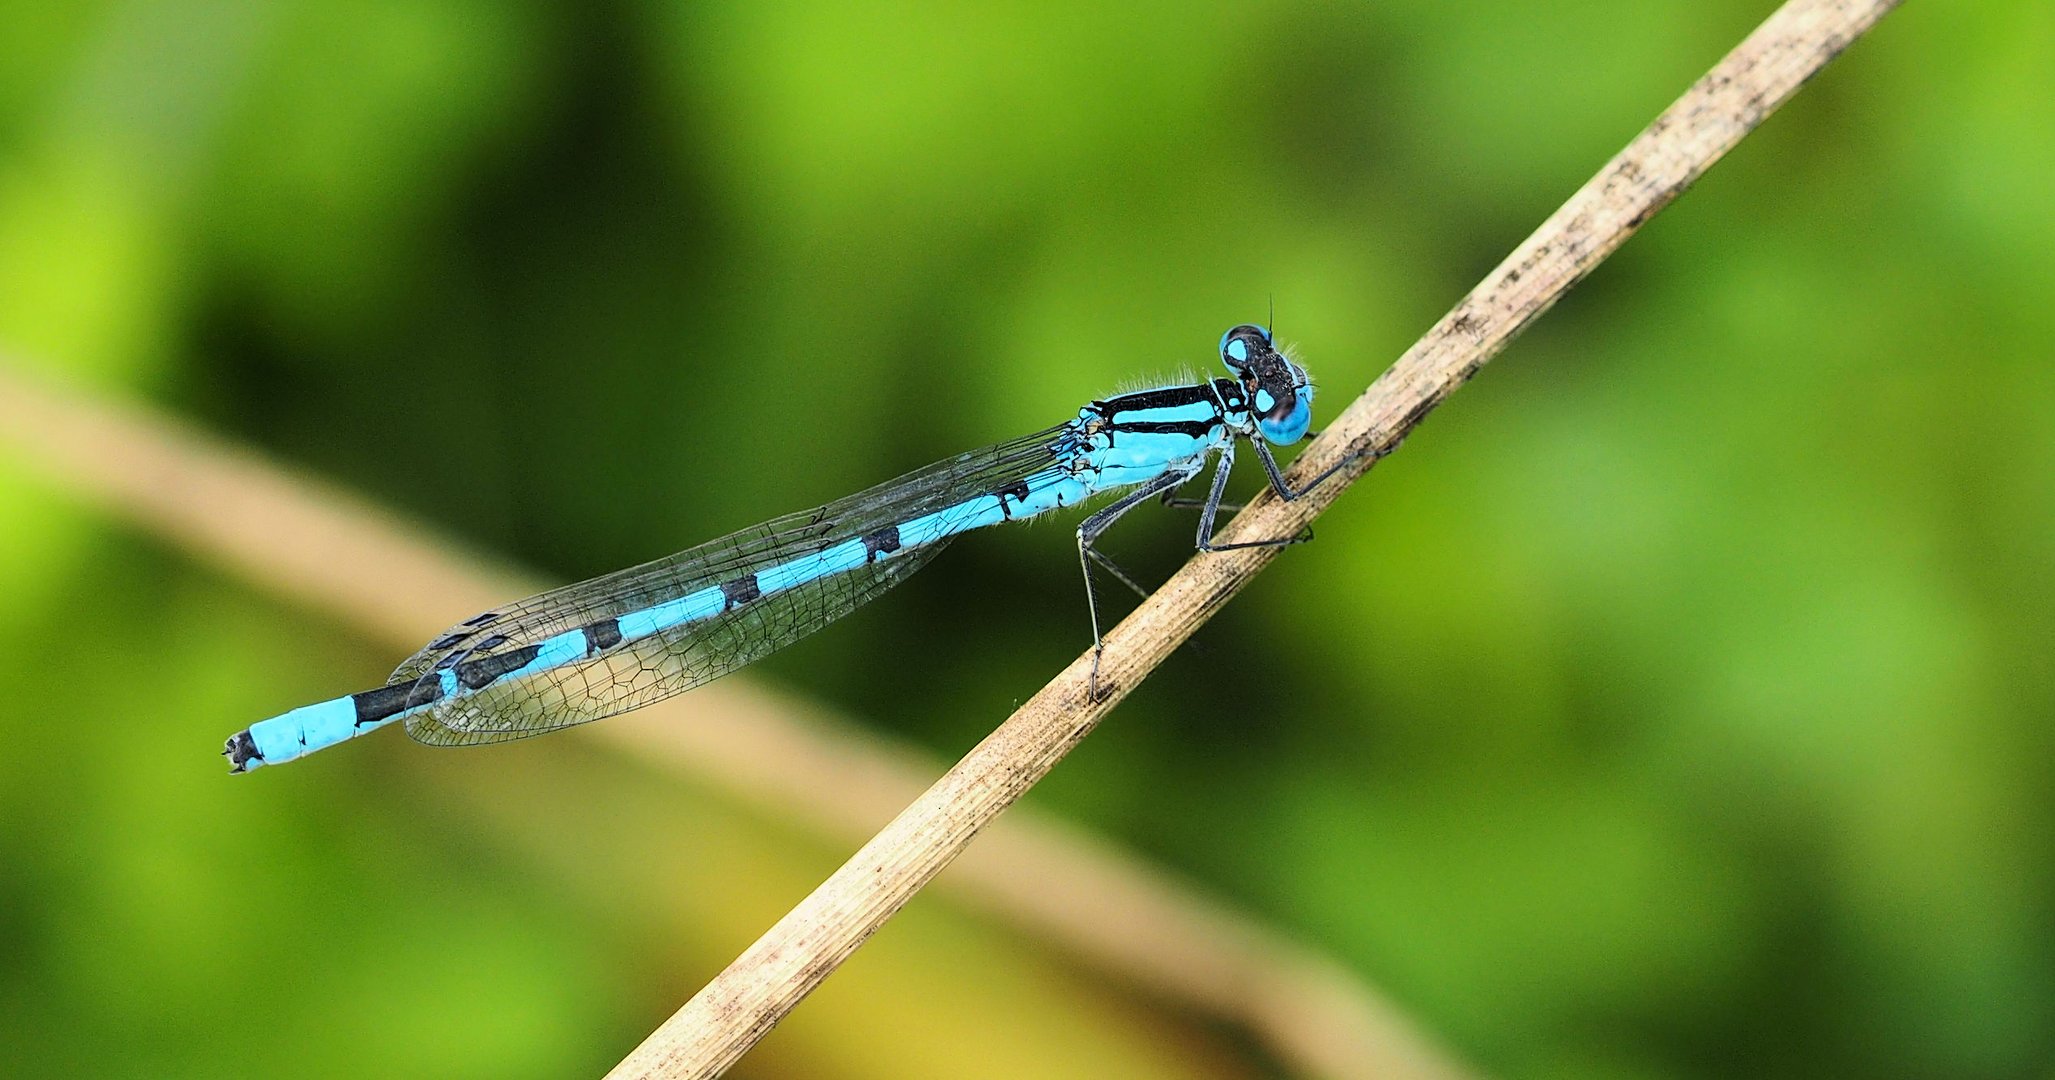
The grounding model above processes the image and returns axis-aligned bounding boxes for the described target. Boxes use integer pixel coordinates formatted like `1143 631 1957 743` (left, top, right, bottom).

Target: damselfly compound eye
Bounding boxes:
1218 324 1273 371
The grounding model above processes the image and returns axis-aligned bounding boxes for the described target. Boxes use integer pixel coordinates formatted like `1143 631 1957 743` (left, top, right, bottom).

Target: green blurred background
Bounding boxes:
3 1 2051 1077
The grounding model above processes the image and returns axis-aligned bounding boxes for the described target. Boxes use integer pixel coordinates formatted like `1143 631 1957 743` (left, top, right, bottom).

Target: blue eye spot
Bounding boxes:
1226 339 1248 364
1254 388 1276 412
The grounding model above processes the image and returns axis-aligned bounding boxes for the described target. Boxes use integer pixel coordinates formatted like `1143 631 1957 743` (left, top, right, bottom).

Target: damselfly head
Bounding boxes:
1218 324 1313 445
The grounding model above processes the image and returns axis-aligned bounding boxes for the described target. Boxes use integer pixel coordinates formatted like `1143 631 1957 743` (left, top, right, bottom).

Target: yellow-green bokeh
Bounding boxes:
2 3 2049 1077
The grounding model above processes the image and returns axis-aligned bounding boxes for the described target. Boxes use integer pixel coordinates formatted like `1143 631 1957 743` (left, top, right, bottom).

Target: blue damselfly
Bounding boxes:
225 325 1355 771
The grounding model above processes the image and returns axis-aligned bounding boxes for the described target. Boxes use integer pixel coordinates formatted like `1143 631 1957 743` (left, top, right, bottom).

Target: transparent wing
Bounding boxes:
390 422 1078 746
406 537 952 746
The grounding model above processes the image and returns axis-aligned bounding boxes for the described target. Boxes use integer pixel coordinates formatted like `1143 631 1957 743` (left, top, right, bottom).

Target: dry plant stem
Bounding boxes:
607 1 1903 1076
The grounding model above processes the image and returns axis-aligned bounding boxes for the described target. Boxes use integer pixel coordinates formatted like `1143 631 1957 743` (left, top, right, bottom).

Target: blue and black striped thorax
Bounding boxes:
1053 322 1313 476
1086 379 1249 438
1055 380 1242 481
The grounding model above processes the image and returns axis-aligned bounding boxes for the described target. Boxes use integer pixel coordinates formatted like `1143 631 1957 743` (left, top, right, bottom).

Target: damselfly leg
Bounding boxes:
1076 464 1202 698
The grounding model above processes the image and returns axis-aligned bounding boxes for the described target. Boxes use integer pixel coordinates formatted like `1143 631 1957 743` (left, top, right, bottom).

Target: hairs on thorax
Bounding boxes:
1107 365 1204 397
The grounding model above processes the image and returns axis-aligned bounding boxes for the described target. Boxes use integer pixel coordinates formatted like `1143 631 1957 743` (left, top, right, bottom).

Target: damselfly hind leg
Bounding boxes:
1075 466 1201 700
